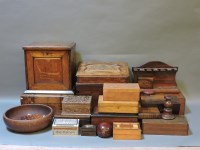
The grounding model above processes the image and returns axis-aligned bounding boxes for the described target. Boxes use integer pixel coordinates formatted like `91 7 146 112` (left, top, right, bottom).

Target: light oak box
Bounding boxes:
23 42 75 90
98 95 139 113
103 83 140 101
113 122 142 140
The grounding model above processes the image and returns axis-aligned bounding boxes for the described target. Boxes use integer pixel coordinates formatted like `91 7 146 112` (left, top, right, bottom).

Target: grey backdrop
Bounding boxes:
0 0 200 101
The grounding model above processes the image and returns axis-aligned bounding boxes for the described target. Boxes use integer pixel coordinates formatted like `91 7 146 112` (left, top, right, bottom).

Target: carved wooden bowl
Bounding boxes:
3 104 54 133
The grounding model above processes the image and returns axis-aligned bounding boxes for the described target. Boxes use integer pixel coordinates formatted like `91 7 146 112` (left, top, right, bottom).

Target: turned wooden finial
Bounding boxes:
162 96 175 120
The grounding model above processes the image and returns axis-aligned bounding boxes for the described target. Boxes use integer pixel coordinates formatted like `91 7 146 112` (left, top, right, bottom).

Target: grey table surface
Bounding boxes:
0 98 199 148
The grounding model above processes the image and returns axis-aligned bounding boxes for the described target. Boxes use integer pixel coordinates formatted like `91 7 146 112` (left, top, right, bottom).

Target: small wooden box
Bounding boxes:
142 116 189 136
20 90 74 115
62 95 92 115
98 95 139 113
23 42 75 90
138 106 161 119
91 107 138 126
113 122 142 140
103 83 140 101
80 124 96 136
52 118 79 136
76 61 130 83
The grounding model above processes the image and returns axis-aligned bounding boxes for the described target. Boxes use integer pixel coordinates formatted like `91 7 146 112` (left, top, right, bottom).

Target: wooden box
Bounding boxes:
142 116 189 136
113 122 142 140
138 106 161 119
61 95 92 115
98 95 139 113
103 83 140 101
20 90 74 115
76 61 130 83
91 107 138 126
80 124 96 136
54 113 91 127
52 118 79 136
23 42 75 90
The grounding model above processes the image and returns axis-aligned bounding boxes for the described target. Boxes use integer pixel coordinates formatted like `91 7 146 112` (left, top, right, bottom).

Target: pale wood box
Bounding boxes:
103 83 140 101
98 95 139 113
113 122 142 140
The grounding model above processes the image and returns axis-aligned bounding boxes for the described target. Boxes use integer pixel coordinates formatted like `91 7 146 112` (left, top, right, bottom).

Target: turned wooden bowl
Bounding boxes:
3 104 54 133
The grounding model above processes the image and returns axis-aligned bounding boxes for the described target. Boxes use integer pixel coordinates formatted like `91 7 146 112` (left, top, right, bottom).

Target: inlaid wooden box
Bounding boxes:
76 61 130 83
113 122 142 140
52 118 79 136
61 95 92 115
103 83 140 101
23 42 75 90
20 90 74 115
142 116 189 136
98 95 139 113
91 107 138 126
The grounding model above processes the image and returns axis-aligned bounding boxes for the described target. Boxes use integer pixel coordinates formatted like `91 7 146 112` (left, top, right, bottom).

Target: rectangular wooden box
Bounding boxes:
61 95 92 115
142 116 189 136
23 42 75 90
76 61 130 83
80 125 96 136
113 122 142 140
52 118 79 136
98 95 139 113
20 90 73 115
138 106 161 119
103 83 140 101
91 107 138 126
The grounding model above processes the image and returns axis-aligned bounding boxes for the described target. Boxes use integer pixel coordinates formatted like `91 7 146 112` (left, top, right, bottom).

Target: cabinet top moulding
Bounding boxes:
23 42 76 51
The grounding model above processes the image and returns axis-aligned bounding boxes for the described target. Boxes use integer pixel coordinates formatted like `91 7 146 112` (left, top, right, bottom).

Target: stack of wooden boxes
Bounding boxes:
133 61 189 136
75 62 130 109
20 42 75 115
97 83 142 140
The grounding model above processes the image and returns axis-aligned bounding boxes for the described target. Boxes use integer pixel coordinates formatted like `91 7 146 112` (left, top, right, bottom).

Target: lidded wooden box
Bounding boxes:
23 42 75 90
76 61 130 83
52 118 79 136
103 83 140 101
113 122 142 140
61 95 92 115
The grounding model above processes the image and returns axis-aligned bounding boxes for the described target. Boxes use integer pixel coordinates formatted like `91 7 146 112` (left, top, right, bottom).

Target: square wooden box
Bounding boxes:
103 83 140 101
23 42 75 90
61 95 92 115
113 122 142 140
76 61 130 83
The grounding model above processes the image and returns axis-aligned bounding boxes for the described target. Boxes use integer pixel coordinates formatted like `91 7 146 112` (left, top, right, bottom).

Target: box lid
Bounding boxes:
62 95 92 104
76 62 129 77
23 42 75 51
113 122 140 130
